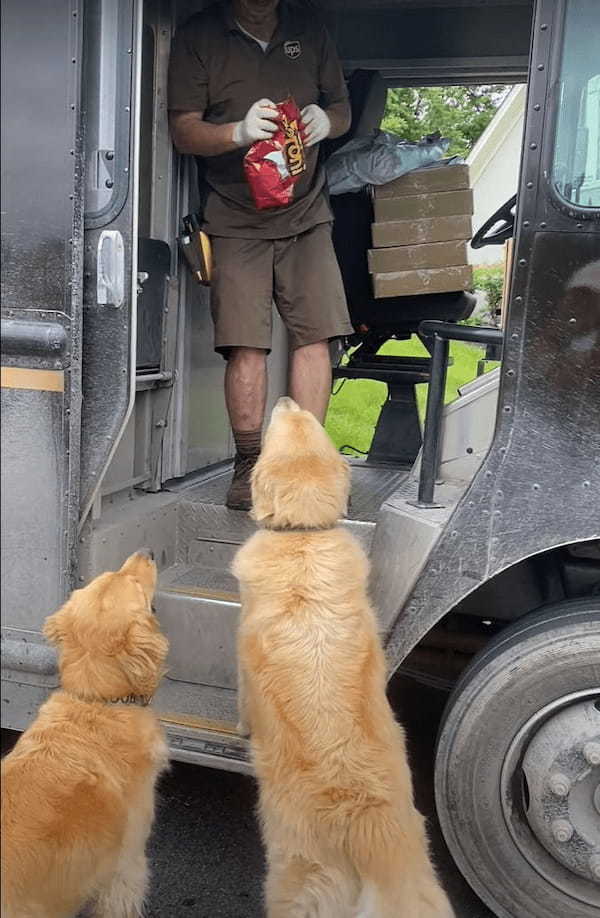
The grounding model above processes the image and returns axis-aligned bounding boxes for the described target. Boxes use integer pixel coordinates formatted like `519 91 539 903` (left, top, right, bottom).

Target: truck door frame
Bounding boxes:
79 0 143 524
384 0 600 670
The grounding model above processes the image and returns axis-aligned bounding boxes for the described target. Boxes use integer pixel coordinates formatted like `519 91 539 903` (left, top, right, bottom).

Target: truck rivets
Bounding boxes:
551 819 573 843
583 742 600 766
549 773 570 796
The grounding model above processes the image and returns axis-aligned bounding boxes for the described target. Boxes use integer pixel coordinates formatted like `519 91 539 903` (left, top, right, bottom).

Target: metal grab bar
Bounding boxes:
415 321 504 507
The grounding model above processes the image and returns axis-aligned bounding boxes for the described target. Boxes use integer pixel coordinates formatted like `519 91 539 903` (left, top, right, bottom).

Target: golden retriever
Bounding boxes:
1 551 169 918
233 398 454 918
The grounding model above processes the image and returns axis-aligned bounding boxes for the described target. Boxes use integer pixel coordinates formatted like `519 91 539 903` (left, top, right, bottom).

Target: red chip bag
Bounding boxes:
244 97 307 210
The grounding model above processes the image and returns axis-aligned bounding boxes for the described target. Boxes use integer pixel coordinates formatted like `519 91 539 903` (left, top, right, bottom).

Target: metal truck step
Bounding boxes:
160 562 239 600
175 461 409 557
173 460 407 524
156 563 240 690
154 563 251 773
159 712 251 775
80 460 409 581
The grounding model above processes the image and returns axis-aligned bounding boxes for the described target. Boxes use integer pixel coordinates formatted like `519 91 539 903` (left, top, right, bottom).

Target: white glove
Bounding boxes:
232 99 278 147
301 104 331 147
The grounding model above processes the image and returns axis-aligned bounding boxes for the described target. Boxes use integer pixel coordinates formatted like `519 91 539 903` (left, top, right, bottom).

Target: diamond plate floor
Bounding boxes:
175 461 409 524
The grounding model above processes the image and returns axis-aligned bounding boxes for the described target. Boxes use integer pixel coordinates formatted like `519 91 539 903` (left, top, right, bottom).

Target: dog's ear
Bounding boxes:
116 618 169 696
43 600 75 647
250 461 276 525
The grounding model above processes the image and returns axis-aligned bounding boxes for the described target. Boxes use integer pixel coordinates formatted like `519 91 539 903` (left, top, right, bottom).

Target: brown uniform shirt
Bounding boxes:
168 2 349 239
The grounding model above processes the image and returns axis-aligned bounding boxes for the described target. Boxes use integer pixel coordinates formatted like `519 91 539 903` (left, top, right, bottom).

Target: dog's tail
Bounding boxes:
347 805 455 918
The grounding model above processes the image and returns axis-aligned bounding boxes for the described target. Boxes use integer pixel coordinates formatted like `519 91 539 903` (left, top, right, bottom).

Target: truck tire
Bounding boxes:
434 599 600 918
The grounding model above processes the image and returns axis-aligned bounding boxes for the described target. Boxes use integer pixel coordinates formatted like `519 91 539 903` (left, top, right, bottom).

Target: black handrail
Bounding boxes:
415 321 504 506
419 320 504 347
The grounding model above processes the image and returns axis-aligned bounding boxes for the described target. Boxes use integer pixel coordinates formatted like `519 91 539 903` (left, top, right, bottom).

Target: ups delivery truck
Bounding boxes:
1 1 598 915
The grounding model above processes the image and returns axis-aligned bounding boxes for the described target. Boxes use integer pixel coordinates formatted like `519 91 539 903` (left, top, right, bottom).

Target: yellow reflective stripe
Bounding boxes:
0 367 64 392
159 712 240 736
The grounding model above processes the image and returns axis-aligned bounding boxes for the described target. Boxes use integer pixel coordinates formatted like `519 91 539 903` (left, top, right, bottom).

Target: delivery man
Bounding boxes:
168 0 353 509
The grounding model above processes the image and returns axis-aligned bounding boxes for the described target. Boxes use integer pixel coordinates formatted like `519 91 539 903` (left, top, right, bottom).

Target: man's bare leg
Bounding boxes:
288 340 331 424
225 346 268 431
225 347 267 510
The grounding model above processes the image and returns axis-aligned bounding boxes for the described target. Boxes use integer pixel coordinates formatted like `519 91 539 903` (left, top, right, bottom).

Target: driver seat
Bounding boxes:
329 71 475 465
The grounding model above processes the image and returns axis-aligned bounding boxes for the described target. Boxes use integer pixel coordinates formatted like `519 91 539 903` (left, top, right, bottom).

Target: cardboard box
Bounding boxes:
374 163 470 198
368 240 468 274
372 214 473 248
374 188 474 222
372 264 473 299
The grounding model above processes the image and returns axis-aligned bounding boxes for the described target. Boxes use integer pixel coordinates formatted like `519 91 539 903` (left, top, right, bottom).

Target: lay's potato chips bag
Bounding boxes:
243 97 307 210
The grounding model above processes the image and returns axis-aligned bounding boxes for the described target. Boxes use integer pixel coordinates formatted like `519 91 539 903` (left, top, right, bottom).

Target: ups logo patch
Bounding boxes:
284 40 301 60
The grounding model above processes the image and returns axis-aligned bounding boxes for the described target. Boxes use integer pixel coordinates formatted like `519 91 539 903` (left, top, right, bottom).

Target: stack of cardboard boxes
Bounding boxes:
368 164 473 298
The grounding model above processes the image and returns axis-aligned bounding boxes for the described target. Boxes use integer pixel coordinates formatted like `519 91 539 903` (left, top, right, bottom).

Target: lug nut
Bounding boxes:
583 742 600 766
549 772 571 796
590 854 600 881
551 819 574 843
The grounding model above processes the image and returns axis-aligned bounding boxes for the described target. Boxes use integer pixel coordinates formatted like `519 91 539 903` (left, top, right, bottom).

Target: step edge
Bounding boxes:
161 717 252 775
160 711 240 736
158 583 240 604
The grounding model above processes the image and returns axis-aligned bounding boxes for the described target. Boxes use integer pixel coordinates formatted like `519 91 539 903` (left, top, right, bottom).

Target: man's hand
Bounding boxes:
301 104 331 147
232 99 279 147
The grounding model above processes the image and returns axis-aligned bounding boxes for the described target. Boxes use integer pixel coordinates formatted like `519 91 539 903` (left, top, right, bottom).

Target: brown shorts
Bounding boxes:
210 222 353 357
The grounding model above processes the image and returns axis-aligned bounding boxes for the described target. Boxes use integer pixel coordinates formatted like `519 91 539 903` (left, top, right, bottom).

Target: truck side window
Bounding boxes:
551 0 600 209
83 0 134 225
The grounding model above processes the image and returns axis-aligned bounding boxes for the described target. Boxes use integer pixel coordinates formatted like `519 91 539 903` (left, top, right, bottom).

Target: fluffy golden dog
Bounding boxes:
233 398 454 918
1 551 169 918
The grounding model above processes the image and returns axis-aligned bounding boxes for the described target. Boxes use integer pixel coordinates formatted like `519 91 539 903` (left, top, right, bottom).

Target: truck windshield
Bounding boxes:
551 0 600 209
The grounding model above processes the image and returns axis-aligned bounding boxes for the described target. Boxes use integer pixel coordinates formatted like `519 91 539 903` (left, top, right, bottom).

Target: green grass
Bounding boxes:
325 336 496 455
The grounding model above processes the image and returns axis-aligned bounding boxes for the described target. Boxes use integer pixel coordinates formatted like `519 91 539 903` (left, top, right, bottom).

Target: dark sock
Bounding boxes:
232 428 262 457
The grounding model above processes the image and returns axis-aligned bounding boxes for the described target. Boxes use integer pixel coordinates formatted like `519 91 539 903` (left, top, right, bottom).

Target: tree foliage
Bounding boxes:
382 86 509 158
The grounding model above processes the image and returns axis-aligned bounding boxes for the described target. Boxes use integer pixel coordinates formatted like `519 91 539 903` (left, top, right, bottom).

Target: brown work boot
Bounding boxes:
226 452 259 511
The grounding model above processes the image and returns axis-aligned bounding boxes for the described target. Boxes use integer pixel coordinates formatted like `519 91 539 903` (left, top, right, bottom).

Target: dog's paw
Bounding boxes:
237 719 251 738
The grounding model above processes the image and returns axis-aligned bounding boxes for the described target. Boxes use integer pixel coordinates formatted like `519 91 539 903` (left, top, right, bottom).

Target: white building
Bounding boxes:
580 73 600 206
467 85 526 266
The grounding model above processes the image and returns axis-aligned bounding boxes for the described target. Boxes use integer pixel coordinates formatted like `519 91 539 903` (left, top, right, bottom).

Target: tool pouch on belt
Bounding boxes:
178 212 212 286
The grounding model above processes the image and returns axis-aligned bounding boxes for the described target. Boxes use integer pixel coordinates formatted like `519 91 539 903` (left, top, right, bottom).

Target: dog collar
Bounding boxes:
66 691 152 707
108 694 151 707
266 525 337 533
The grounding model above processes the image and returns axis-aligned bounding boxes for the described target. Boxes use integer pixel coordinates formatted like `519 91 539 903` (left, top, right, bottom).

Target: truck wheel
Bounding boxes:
434 599 600 918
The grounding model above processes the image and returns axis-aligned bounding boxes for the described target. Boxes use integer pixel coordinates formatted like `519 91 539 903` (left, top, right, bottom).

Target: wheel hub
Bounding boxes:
521 699 600 884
